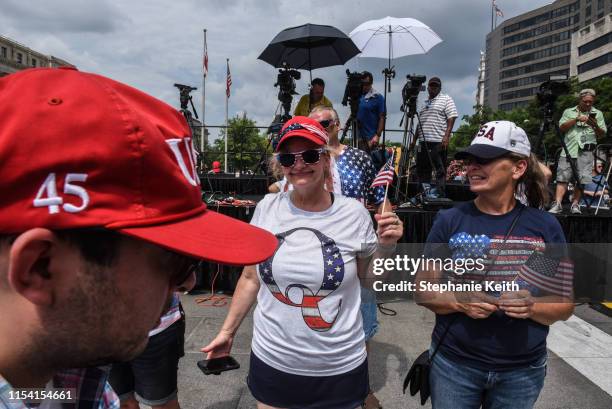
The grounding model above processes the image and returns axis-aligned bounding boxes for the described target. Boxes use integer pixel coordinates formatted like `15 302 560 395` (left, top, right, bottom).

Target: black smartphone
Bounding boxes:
197 356 240 375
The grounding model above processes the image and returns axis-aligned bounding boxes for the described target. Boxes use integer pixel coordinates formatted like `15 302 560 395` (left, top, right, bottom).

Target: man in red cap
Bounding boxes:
0 68 276 408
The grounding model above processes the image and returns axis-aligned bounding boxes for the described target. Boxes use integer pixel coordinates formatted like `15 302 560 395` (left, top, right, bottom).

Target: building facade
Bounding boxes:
484 0 612 112
0 35 72 77
570 13 612 81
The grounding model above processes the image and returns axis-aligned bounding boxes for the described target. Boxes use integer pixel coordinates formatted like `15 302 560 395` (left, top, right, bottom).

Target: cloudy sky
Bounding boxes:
2 0 553 143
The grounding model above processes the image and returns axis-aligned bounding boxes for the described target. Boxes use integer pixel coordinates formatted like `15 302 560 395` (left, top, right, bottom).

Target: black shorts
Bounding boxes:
109 313 186 406
247 351 369 409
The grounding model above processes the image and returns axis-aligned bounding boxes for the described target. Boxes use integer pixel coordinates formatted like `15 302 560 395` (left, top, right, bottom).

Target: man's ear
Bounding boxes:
7 228 61 306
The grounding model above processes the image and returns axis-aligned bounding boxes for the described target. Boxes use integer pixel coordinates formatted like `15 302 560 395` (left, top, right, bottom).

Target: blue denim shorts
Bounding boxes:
360 287 379 341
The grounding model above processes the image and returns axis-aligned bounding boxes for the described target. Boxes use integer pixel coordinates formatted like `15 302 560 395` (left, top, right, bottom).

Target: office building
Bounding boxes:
484 0 612 112
0 35 72 77
570 13 612 81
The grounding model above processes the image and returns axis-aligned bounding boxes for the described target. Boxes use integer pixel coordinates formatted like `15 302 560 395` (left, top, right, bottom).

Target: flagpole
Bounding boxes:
491 0 494 32
201 29 207 153
224 58 229 174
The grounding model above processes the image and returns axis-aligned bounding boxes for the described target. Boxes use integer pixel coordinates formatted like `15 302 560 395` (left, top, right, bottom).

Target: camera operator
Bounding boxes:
549 89 606 214
414 77 457 197
294 77 333 117
357 71 385 152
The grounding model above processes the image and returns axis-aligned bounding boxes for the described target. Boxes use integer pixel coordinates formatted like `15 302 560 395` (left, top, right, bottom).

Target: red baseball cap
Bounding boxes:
276 116 328 151
0 68 277 265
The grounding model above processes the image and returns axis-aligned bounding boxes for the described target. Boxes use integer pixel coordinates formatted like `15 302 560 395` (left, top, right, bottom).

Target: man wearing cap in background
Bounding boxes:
293 78 333 117
209 161 222 174
413 77 457 198
549 88 606 214
0 67 276 408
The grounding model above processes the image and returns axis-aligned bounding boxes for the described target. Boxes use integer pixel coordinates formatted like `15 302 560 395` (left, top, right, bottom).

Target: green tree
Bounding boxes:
451 77 611 162
205 113 271 172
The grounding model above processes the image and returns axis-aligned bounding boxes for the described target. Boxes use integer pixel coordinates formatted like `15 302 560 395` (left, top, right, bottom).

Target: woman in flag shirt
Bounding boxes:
416 121 574 409
203 116 402 409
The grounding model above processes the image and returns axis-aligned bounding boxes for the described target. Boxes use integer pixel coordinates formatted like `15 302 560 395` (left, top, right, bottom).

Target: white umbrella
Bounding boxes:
349 16 442 146
349 16 442 63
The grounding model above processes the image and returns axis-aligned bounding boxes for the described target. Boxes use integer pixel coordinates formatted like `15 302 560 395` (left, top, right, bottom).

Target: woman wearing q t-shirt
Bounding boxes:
416 121 574 409
203 116 403 409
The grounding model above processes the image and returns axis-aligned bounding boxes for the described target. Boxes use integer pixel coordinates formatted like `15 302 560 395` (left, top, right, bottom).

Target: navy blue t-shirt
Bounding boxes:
357 93 385 141
425 201 566 371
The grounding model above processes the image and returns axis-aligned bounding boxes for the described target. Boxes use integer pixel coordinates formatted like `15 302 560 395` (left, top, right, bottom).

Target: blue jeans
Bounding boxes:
360 287 379 341
429 348 547 409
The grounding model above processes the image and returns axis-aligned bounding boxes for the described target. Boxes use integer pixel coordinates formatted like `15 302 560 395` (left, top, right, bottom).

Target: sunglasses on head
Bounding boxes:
277 148 324 167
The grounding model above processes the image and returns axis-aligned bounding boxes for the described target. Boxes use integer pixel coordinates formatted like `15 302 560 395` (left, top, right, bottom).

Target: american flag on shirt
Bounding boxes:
517 251 573 298
371 154 395 188
226 60 232 98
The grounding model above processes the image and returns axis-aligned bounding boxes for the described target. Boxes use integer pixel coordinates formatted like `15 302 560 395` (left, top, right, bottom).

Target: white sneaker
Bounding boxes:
548 201 562 214
570 203 582 214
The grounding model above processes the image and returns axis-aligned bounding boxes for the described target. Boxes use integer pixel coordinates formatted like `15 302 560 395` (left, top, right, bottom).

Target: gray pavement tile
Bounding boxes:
178 352 247 409
535 353 612 409
184 317 253 356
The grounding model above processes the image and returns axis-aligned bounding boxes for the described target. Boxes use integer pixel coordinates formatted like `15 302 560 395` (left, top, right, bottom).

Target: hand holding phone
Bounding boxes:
197 356 240 375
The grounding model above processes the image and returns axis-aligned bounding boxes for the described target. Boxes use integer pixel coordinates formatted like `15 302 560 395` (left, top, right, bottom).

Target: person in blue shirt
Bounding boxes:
416 121 574 409
357 71 385 153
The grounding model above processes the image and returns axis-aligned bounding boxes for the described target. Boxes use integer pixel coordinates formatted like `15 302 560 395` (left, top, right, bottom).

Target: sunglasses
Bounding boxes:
277 148 324 167
167 252 202 287
318 119 335 128
462 155 507 166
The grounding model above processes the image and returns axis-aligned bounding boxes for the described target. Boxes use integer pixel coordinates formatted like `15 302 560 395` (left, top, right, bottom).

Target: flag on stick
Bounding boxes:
371 153 396 188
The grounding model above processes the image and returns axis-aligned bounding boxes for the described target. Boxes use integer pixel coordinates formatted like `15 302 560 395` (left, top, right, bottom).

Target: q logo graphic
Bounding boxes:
258 227 345 332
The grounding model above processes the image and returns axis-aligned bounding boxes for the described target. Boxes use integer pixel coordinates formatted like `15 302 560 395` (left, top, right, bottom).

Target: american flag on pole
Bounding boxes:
517 252 573 298
203 33 208 77
226 60 232 98
371 154 395 188
493 0 504 17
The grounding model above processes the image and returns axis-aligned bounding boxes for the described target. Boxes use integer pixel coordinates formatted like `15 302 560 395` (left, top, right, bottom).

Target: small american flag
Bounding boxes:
226 59 232 98
371 154 395 188
517 251 573 298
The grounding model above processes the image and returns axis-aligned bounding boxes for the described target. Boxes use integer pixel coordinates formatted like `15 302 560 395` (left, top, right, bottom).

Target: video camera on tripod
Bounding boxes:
174 83 198 116
536 75 570 118
400 74 427 117
341 69 364 116
339 70 365 147
274 63 301 121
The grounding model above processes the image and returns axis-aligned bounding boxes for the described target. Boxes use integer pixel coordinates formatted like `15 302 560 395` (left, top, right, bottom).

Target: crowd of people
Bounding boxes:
0 66 606 409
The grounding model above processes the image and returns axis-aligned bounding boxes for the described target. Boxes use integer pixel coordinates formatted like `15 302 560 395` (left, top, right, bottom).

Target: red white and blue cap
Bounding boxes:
0 67 277 265
276 116 329 151
456 120 532 160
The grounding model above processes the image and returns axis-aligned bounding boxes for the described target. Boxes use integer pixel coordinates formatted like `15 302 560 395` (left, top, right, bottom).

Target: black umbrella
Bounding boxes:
258 23 360 74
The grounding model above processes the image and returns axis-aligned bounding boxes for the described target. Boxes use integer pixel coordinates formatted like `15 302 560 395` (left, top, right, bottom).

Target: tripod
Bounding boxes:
395 96 437 203
340 111 360 149
380 66 395 150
